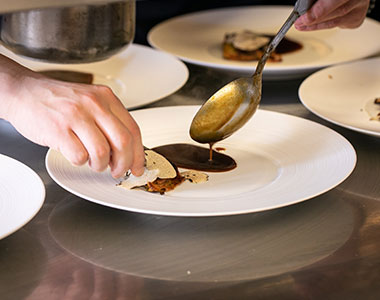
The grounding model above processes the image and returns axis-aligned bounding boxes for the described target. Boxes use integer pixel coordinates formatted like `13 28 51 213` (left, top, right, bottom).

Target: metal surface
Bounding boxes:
0 0 127 14
0 0 135 63
1 63 380 299
190 0 315 144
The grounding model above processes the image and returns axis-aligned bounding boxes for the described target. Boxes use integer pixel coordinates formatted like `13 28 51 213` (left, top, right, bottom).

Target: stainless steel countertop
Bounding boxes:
1 61 380 300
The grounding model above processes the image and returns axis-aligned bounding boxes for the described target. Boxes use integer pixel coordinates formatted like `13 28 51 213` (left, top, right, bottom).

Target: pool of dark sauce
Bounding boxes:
269 35 303 54
152 143 236 172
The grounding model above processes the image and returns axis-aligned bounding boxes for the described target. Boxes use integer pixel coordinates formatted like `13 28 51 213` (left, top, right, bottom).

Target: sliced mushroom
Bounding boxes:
144 149 177 179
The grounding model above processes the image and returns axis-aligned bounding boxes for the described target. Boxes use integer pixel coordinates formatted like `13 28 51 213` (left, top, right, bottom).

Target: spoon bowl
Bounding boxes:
190 75 262 143
190 0 315 144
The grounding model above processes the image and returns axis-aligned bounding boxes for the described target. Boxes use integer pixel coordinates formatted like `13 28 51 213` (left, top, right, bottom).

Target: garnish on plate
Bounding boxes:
117 147 210 195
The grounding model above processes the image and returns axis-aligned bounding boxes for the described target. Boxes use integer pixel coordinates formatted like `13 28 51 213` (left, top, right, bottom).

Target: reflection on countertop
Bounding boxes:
0 230 47 300
49 191 354 282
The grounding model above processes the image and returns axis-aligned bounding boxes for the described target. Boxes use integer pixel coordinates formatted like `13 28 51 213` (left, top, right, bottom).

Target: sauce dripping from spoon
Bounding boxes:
209 142 214 162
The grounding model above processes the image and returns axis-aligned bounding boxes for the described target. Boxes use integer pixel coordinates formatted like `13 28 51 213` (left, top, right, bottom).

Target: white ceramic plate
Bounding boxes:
299 57 380 137
0 154 45 240
0 44 188 109
46 106 356 217
148 6 380 80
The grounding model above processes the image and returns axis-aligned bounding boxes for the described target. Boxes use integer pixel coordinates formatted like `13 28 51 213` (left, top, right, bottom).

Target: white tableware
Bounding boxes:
148 6 380 80
0 44 189 109
46 106 356 217
0 154 45 240
299 57 380 137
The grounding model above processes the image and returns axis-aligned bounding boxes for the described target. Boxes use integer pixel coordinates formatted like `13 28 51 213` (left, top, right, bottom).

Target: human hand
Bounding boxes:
0 56 145 178
295 0 370 31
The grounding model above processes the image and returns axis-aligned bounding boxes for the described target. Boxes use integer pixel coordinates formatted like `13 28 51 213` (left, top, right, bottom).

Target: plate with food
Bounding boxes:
46 105 356 217
299 57 380 137
0 43 188 109
148 6 380 80
0 154 45 240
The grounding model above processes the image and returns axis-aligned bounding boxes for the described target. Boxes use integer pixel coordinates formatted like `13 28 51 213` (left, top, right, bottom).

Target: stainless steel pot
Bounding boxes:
0 0 135 63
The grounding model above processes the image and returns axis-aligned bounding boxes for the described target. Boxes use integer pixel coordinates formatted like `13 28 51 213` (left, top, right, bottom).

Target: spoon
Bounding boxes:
190 0 315 144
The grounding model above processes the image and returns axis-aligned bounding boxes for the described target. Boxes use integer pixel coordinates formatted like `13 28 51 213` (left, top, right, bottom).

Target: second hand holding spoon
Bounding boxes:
190 0 315 144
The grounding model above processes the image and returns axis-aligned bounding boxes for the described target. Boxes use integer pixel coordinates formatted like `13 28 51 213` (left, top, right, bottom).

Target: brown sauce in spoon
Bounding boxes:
152 143 236 172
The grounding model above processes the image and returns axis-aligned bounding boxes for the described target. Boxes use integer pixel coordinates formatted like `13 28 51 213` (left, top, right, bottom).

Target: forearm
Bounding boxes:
0 54 39 120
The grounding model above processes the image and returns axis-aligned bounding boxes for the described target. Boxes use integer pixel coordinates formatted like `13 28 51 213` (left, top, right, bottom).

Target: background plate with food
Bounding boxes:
148 6 380 80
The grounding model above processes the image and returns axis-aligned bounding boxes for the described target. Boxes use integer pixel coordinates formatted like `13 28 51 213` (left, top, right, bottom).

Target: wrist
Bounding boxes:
0 54 36 120
0 67 18 120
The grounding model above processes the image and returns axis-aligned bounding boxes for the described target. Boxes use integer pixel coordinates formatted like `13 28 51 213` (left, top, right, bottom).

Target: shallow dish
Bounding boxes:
46 106 356 217
299 57 380 137
0 154 45 240
148 6 380 80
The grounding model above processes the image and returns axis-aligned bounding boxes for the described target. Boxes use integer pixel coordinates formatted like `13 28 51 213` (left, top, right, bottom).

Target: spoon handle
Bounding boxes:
294 0 316 15
254 0 316 75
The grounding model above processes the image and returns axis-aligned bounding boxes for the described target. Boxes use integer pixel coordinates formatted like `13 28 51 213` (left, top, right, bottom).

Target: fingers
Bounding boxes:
99 87 145 178
41 101 112 173
55 130 89 166
107 92 145 177
77 85 145 178
295 0 369 31
71 119 111 172
94 106 144 178
108 110 145 178
299 0 347 24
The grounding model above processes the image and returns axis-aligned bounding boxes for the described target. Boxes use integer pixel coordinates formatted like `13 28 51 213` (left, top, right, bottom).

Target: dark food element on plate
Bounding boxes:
214 147 226 152
152 143 237 172
374 97 380 121
119 143 236 195
142 170 185 195
371 112 380 121
222 30 302 62
38 70 94 84
119 147 210 195
119 148 180 195
369 97 380 121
